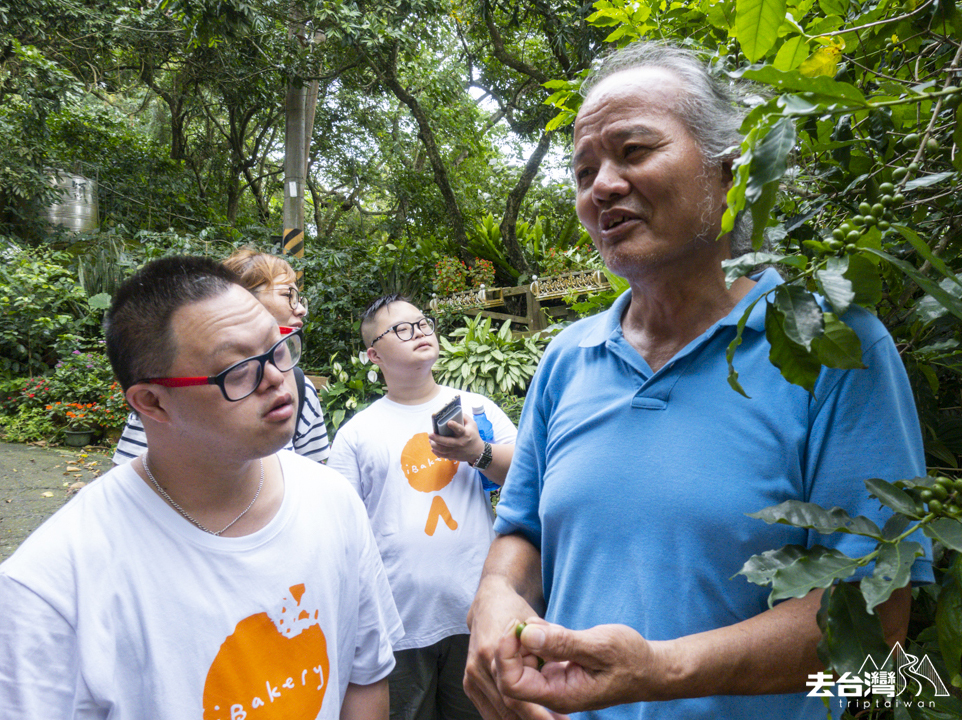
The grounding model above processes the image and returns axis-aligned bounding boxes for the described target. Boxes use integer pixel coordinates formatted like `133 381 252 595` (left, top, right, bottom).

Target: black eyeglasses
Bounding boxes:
138 329 303 402
370 317 436 345
283 286 307 313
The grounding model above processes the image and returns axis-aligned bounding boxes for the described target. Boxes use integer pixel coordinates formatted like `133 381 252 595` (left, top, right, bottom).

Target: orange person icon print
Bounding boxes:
400 432 460 535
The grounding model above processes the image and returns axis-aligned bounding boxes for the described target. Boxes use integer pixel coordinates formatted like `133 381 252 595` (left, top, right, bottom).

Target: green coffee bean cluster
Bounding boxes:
919 476 962 519
828 181 908 254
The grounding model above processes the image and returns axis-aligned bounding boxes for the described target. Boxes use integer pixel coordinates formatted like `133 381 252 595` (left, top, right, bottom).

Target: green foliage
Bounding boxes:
466 212 595 285
567 268 631 317
45 347 116 406
490 390 525 427
573 1 962 712
0 406 57 443
0 38 76 233
469 258 496 289
739 475 962 713
435 256 468 295
318 352 384 435
0 246 101 377
435 315 550 397
297 243 385 370
0 348 127 443
539 248 568 277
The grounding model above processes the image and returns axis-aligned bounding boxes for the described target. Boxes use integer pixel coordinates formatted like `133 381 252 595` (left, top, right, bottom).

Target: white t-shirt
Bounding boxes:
0 451 403 720
327 387 517 650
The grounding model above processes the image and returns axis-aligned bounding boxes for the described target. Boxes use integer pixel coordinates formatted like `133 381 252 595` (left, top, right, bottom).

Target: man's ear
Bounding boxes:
366 346 381 367
126 384 172 425
721 156 736 186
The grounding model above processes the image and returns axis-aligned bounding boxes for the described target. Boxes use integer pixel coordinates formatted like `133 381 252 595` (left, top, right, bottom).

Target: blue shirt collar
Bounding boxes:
578 267 782 348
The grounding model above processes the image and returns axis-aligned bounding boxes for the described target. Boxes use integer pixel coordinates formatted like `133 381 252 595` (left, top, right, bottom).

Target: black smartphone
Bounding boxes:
431 395 463 436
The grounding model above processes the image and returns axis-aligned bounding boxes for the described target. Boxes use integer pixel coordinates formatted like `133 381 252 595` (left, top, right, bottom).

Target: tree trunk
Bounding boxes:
500 132 552 277
359 42 470 254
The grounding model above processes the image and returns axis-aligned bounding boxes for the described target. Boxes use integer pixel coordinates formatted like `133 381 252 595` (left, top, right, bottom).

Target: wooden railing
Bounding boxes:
429 270 611 332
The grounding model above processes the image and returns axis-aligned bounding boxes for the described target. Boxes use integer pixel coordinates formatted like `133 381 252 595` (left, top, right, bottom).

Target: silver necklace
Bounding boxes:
142 454 264 536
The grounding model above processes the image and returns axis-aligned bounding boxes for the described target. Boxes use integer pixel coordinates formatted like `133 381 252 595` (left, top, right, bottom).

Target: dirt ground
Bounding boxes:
0 440 114 563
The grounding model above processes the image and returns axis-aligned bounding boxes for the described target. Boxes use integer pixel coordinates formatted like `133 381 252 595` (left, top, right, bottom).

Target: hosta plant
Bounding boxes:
435 315 551 397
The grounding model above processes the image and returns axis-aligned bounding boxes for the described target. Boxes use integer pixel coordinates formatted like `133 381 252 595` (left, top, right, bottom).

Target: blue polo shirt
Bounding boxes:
495 268 932 720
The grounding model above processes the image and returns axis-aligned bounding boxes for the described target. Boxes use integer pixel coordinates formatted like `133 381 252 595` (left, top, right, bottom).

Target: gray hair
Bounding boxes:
580 41 756 255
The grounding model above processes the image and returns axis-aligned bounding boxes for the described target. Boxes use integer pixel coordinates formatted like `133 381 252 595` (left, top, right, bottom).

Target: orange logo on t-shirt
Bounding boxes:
203 583 330 720
400 432 459 536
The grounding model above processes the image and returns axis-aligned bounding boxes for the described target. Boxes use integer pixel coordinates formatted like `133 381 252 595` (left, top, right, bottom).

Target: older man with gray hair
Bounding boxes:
463 41 931 720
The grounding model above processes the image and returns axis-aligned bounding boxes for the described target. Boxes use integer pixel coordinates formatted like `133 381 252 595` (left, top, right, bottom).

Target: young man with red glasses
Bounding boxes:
0 256 402 720
328 294 517 720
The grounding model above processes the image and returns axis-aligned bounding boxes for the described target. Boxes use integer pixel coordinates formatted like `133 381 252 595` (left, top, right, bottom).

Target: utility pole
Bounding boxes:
282 13 321 281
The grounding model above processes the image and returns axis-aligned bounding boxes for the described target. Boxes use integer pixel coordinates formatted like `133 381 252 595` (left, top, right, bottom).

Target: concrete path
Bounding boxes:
0 441 113 563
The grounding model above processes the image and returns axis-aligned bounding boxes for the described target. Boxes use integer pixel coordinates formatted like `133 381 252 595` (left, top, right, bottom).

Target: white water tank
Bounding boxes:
46 171 98 232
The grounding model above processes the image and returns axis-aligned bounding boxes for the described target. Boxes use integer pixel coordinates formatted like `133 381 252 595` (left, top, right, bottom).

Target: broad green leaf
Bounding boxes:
903 171 956 190
861 541 924 613
777 93 826 116
770 547 860 603
799 45 842 78
863 248 962 323
865 478 921 518
739 544 830 586
735 0 786 62
914 277 962 323
936 555 962 683
726 296 766 397
766 299 822 393
739 65 865 104
723 146 753 235
773 36 808 71
747 117 796 202
817 581 891 675
723 253 808 285
816 257 855 315
750 180 779 250
881 514 911 541
748 500 883 538
88 292 111 310
844 253 883 307
925 518 962 553
585 9 623 27
892 225 962 291
812 313 865 370
818 0 846 15
773 285 824 350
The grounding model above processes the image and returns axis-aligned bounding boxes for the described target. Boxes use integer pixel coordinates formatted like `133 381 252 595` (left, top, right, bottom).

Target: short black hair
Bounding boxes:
360 293 410 346
104 256 241 390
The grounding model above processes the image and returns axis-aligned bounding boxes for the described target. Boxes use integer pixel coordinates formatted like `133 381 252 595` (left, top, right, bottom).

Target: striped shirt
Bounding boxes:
111 376 331 465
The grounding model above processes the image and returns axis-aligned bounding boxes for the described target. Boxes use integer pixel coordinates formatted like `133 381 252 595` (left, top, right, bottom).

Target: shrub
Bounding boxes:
469 258 496 289
319 352 385 435
539 247 567 277
47 401 100 431
45 347 116 405
435 315 552 397
435 257 467 295
0 246 101 377
0 407 57 443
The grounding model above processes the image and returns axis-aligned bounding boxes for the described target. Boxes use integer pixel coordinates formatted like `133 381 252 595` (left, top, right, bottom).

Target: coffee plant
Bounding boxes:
542 1 962 715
